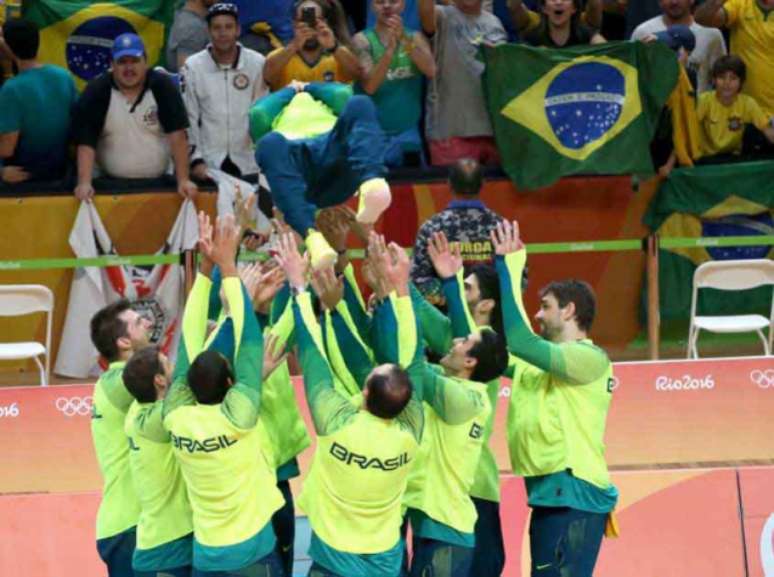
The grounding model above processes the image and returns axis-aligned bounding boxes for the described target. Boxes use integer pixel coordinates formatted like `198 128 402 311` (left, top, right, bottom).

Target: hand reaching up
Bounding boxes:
262 333 288 380
490 220 524 256
310 266 344 311
427 231 462 279
273 232 308 291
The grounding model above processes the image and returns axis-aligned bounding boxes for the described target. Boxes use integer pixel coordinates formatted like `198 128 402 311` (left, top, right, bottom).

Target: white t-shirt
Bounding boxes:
631 17 726 93
97 88 171 178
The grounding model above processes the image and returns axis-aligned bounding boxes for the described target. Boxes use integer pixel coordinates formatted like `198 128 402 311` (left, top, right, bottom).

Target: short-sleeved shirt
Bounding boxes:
425 5 507 141
724 0 774 116
697 91 771 156
166 8 209 73
74 69 189 178
267 49 353 89
0 64 77 179
631 18 727 93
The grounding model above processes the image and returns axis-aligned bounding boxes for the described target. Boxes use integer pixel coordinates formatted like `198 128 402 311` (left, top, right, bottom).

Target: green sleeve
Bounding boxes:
305 82 353 116
102 369 135 413
293 291 358 436
249 87 296 142
421 365 486 425
164 273 212 418
135 401 169 443
409 282 453 355
268 288 295 349
326 302 374 394
221 277 265 429
341 263 373 345
496 252 610 384
441 270 477 339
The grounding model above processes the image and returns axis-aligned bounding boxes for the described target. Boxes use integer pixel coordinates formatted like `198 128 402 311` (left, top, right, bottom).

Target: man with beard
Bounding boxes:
631 0 726 93
263 0 361 90
493 220 618 577
182 3 269 182
509 0 606 46
73 33 197 200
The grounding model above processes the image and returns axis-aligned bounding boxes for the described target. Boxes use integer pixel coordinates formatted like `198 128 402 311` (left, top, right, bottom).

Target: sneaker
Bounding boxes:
306 230 337 271
356 178 391 224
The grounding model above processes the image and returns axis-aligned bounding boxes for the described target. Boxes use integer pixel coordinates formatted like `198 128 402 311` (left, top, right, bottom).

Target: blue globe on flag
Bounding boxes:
66 16 136 81
545 62 626 150
702 213 773 260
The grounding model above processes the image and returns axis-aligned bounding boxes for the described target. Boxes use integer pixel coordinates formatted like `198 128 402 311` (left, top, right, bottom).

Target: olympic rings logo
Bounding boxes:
55 396 93 417
750 370 774 390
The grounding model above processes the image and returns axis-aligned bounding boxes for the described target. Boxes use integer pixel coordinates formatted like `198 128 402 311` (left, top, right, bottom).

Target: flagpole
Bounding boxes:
646 234 660 360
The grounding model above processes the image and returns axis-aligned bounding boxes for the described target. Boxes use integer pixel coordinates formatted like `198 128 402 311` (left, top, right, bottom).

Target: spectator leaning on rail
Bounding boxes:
0 19 77 185
419 0 507 167
166 0 215 73
352 0 436 167
73 33 197 201
262 0 361 91
630 0 726 94
696 0 774 118
508 0 606 46
182 3 269 182
410 158 504 302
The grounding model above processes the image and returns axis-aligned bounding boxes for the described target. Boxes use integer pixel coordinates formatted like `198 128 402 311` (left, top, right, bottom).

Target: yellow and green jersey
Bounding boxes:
294 291 423 577
163 273 284 571
91 361 141 540
124 400 193 571
497 250 618 513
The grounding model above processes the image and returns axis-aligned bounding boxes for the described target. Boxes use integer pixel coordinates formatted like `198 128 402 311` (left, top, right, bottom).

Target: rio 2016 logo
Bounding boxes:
750 370 774 390
55 397 93 417
654 374 715 392
0 403 19 418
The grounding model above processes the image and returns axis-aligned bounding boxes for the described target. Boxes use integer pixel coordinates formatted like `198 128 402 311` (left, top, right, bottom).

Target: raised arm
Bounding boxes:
418 0 439 36
492 221 609 384
506 0 540 32
429 231 477 339
695 0 729 28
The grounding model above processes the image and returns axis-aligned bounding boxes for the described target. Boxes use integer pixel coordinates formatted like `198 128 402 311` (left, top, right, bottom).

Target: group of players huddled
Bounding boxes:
90 209 618 577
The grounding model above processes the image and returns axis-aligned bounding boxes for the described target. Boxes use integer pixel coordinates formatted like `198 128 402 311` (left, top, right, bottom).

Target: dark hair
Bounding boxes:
468 263 503 338
468 328 509 383
90 299 132 362
3 19 39 60
123 345 163 403
711 54 746 86
187 349 234 404
293 0 352 47
365 364 412 419
539 279 596 332
449 157 482 196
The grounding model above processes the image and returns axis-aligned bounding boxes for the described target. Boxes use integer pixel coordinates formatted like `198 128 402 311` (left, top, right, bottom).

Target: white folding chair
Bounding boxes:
687 259 774 359
0 284 54 386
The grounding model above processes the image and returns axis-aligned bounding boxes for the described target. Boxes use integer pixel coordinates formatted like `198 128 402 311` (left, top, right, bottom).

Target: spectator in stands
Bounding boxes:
182 3 268 181
697 55 774 159
73 33 197 200
411 158 504 300
696 0 774 118
631 0 726 93
419 0 507 166
166 0 215 73
353 0 436 167
263 0 361 90
0 19 76 185
509 0 606 46
232 0 293 55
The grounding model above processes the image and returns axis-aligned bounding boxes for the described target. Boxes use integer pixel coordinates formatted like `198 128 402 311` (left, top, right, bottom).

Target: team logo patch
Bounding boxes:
233 72 249 90
142 106 159 127
728 116 743 132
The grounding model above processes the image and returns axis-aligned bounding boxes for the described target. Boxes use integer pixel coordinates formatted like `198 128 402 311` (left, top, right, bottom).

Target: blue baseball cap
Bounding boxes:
112 33 145 60
654 25 696 53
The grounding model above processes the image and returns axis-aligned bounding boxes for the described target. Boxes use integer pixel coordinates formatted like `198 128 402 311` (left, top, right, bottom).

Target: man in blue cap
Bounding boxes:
73 33 198 201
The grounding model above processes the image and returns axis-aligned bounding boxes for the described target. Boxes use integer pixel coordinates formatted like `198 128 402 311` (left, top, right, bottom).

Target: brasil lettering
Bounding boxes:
171 433 238 453
655 374 715 392
329 442 411 471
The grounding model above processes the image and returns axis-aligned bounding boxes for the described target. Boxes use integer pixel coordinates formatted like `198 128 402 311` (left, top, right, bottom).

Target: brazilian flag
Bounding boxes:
482 42 678 190
24 0 175 90
644 161 774 322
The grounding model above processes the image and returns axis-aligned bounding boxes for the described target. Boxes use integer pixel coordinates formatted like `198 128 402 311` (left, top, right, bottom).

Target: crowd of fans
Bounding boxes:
0 0 772 190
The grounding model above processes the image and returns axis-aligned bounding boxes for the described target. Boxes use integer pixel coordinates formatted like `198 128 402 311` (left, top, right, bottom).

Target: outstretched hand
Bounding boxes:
211 214 242 276
490 220 524 255
197 211 215 277
428 231 462 279
273 232 308 290
262 333 288 380
310 266 344 311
